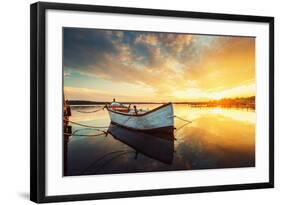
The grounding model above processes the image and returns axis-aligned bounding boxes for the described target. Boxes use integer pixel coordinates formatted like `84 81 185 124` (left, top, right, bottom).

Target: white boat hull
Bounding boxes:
107 103 174 130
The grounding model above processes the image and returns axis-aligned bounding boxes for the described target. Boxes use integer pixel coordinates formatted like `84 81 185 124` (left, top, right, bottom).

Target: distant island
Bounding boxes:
67 96 255 109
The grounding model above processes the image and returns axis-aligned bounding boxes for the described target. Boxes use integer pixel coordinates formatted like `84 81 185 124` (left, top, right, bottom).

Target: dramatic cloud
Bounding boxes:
63 28 255 102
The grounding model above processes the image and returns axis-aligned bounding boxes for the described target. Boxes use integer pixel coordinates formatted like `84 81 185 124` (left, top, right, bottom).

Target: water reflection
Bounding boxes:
108 123 174 164
64 104 255 176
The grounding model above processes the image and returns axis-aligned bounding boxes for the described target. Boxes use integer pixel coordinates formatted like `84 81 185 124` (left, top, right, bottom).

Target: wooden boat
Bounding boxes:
107 123 174 164
106 102 174 131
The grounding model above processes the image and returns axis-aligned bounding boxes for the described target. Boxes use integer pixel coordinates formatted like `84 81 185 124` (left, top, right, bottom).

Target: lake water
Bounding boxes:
64 104 255 176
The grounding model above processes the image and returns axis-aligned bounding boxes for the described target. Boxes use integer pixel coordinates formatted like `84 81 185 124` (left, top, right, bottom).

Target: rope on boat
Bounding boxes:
65 114 193 138
65 119 110 129
173 115 192 123
70 133 106 137
70 127 108 137
175 122 191 132
167 115 193 132
168 115 192 123
64 119 115 137
74 106 105 113
72 127 106 135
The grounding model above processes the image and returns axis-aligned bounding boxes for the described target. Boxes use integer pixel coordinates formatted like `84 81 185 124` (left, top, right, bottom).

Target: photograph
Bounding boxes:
29 1 274 202
63 27 256 176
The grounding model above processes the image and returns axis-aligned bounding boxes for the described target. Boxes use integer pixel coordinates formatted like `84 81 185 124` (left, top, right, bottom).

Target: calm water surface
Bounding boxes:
64 104 255 176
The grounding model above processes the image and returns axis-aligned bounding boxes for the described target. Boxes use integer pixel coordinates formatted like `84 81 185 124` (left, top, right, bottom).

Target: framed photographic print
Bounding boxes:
30 2 274 203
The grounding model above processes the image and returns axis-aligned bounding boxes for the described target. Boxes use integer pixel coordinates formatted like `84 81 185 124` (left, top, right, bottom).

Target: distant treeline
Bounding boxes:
68 96 255 109
189 96 255 109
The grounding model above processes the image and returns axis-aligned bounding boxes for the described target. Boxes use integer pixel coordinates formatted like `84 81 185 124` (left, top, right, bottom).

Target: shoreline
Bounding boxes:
69 103 255 110
67 96 255 110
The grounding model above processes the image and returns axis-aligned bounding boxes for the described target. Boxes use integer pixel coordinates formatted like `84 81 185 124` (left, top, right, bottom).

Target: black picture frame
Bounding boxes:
30 1 274 203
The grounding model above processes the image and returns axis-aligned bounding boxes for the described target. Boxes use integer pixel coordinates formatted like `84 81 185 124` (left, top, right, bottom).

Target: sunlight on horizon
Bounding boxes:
63 28 255 102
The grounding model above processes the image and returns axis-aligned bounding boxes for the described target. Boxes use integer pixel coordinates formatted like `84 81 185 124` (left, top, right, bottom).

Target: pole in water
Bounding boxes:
133 105 138 114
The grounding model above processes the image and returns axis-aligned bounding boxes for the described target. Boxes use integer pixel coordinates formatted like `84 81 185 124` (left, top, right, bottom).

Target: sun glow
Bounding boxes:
172 81 255 102
64 28 255 102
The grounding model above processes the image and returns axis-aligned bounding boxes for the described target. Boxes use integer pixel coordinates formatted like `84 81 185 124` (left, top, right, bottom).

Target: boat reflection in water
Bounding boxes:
107 122 175 164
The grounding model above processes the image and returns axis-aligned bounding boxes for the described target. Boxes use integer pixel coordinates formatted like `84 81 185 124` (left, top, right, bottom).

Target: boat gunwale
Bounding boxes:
106 102 173 117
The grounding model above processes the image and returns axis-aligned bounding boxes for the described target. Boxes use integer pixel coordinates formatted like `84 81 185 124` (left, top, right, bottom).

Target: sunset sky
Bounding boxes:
63 28 255 102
